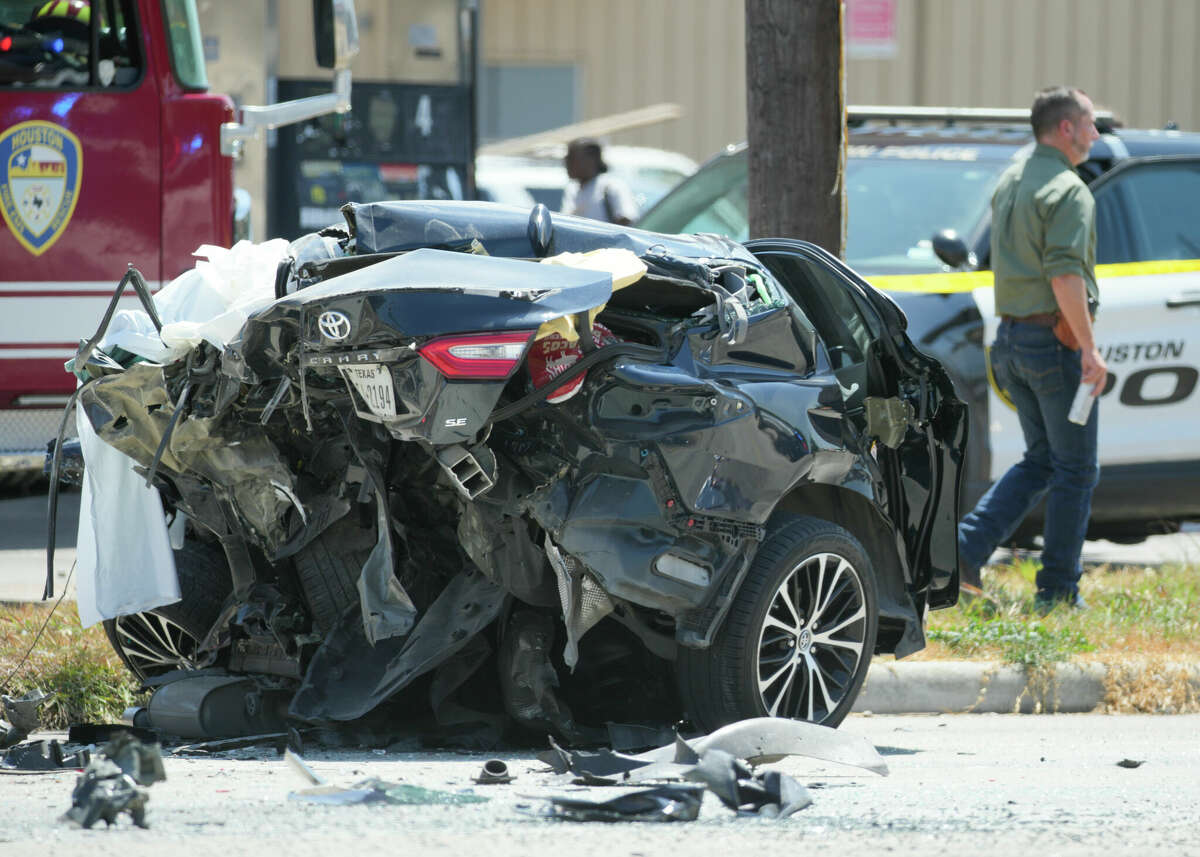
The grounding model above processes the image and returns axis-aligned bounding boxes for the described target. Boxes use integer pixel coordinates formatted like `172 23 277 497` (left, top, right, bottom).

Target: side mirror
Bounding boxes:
527 204 555 258
314 0 360 70
931 229 975 269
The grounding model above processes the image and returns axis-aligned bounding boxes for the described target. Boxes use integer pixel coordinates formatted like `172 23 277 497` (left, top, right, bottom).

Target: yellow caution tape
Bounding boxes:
868 259 1200 294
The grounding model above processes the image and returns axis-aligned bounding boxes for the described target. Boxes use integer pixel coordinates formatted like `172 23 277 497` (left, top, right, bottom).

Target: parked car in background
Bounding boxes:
638 107 1200 545
64 200 964 737
476 146 697 215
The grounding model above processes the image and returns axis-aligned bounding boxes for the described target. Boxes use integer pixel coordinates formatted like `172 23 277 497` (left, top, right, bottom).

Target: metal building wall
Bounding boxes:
481 0 748 162
482 0 1200 161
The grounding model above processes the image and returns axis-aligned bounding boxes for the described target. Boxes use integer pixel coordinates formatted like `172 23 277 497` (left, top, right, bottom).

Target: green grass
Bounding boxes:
916 560 1200 667
0 603 143 730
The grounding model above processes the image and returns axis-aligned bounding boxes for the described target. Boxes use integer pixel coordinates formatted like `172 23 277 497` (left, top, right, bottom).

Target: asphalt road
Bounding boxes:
1 713 1197 856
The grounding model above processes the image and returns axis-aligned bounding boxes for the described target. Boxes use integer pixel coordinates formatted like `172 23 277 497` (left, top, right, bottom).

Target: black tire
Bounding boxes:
291 514 375 634
104 540 232 681
677 515 878 732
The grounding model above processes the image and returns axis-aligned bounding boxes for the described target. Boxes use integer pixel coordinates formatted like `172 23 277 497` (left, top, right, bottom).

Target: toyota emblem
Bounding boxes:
317 310 352 341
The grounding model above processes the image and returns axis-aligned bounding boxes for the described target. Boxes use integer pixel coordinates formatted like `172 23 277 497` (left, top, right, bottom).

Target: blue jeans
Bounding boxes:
958 319 1099 599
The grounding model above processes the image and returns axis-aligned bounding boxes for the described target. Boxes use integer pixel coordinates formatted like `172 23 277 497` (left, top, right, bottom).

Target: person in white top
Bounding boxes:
560 138 638 225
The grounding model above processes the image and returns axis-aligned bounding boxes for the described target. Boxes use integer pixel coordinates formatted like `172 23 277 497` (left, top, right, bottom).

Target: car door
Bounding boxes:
1089 156 1200 468
746 239 967 600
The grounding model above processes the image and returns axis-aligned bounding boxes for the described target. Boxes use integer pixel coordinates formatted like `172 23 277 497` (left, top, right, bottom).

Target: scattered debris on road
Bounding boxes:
1 689 51 748
472 759 515 784
61 733 166 829
536 784 705 823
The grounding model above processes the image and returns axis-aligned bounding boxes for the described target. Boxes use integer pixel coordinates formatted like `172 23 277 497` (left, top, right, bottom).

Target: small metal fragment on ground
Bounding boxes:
61 733 166 829
284 748 325 786
473 759 515 784
1116 759 1146 768
534 784 705 822
171 732 290 755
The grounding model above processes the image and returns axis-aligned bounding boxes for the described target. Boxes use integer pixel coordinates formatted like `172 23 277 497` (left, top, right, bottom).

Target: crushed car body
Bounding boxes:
57 200 967 737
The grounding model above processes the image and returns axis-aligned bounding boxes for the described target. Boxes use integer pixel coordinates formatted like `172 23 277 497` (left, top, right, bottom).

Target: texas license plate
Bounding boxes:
339 364 396 418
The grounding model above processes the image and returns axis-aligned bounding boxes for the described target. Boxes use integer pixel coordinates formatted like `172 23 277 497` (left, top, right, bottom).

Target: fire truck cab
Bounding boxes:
0 0 357 481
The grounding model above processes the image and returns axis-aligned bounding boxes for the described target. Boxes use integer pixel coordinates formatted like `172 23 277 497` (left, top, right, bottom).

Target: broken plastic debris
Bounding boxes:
61 733 166 829
632 717 889 776
535 784 704 823
290 779 489 806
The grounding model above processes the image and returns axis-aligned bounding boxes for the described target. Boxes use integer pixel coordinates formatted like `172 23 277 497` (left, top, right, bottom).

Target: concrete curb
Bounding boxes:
854 660 1200 714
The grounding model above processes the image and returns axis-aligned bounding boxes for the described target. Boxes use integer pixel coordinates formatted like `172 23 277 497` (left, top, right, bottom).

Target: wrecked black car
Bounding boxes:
55 201 966 739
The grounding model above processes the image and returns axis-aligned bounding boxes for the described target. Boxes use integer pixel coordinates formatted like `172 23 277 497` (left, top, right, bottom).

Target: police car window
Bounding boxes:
0 0 142 88
846 157 1009 273
1094 160 1200 263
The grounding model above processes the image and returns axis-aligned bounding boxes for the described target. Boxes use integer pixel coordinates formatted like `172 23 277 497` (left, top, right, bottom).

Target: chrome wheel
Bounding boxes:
755 551 868 722
111 612 203 679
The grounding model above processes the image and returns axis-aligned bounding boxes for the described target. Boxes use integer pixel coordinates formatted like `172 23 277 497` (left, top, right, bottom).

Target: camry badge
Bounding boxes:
317 310 352 341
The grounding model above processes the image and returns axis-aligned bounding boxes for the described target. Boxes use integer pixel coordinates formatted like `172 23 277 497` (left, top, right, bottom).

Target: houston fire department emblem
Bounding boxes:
0 120 83 256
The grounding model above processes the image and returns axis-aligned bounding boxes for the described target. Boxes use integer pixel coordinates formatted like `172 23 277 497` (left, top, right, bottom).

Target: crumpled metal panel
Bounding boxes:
79 364 300 555
289 570 506 722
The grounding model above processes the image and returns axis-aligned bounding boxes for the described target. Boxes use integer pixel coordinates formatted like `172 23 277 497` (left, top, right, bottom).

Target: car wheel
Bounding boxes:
677 515 878 732
103 540 231 681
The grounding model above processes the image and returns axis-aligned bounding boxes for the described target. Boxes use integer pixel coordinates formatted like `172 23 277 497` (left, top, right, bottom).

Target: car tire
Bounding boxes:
291 514 375 634
677 515 878 732
103 540 232 681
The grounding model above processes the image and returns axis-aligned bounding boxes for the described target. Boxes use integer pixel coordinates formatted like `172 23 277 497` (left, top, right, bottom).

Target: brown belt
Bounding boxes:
1001 312 1058 327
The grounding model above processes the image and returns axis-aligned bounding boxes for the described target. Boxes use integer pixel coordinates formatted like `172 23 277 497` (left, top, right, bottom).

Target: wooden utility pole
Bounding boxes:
745 0 845 255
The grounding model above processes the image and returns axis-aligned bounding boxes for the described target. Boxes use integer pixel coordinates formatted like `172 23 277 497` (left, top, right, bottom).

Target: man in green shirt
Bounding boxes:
957 86 1109 610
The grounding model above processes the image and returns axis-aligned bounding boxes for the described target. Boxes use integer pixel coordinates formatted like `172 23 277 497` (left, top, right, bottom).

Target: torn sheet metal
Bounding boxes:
290 570 506 722
535 784 705 823
686 748 812 818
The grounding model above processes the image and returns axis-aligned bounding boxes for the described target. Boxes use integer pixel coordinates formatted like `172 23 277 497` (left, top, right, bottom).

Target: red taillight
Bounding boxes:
0 37 11 51
418 331 536 380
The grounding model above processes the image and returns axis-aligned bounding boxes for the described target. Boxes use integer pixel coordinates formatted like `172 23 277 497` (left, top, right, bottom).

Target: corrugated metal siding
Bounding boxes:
481 0 1200 160
843 0 1200 133
482 0 747 160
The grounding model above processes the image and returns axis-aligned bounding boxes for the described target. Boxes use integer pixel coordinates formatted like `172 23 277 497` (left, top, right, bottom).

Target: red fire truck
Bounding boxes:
0 0 357 483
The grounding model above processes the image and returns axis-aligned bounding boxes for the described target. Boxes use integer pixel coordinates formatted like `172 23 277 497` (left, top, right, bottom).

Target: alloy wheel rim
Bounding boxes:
113 613 201 678
755 551 867 722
